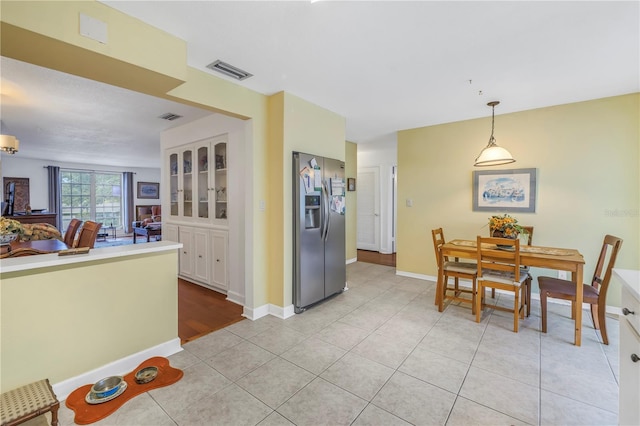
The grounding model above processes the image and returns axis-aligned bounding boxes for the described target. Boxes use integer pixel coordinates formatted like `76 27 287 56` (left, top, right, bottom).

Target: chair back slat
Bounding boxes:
477 236 521 282
593 235 623 303
75 221 102 248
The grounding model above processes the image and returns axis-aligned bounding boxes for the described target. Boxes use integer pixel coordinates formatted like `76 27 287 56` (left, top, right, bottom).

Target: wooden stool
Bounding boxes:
0 379 59 426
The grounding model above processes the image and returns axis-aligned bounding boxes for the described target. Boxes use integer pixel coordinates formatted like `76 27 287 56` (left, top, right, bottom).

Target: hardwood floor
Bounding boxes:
357 249 396 267
178 278 245 344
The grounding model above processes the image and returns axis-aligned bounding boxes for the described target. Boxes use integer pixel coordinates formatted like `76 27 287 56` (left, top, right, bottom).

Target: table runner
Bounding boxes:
451 240 575 256
65 357 183 425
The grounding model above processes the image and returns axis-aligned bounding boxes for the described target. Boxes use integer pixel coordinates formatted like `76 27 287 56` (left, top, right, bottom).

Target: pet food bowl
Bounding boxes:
91 376 124 399
134 366 158 384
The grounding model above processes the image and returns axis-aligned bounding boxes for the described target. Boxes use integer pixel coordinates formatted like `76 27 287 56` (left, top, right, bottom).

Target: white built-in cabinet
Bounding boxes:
616 269 640 426
165 135 229 293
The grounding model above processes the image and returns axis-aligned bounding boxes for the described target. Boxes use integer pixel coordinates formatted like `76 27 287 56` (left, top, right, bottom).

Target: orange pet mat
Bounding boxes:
65 356 183 425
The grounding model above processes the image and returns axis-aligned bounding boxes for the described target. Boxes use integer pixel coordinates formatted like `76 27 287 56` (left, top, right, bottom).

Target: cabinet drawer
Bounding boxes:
621 285 640 337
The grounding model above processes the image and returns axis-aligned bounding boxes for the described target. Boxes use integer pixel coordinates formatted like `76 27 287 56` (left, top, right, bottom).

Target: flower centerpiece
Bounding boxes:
489 214 528 239
0 216 23 245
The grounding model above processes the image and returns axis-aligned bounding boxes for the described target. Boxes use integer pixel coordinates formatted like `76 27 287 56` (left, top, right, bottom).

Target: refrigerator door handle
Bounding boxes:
321 180 329 240
323 180 331 241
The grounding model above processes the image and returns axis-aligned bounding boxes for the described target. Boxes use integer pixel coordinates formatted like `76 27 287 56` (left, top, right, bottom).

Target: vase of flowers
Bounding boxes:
489 214 527 239
0 217 23 245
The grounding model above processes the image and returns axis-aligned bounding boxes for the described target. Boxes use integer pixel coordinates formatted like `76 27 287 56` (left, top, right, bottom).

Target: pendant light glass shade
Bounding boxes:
474 101 515 167
0 134 19 154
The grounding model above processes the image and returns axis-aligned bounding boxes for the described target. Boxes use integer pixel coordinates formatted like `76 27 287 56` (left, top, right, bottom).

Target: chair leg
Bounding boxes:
471 278 476 315
541 290 548 333
525 277 532 317
513 288 520 332
590 303 600 330
438 274 447 312
475 282 483 323
596 303 609 345
491 288 496 298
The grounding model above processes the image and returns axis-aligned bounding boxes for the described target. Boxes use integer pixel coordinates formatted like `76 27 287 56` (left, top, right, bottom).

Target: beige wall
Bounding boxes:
1 250 178 392
397 94 639 307
346 141 358 261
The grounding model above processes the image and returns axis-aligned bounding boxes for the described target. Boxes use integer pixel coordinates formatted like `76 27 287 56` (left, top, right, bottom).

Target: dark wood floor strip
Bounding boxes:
357 249 396 267
178 279 244 344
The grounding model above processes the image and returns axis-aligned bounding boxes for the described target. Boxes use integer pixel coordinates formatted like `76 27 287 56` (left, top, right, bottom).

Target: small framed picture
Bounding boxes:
347 178 356 191
137 182 160 199
472 168 537 213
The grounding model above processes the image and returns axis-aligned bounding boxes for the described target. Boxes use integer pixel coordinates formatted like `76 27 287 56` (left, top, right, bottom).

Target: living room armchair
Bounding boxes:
132 205 162 243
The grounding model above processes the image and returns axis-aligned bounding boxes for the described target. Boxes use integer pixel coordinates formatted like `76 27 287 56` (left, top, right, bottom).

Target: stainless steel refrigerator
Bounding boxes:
293 151 346 313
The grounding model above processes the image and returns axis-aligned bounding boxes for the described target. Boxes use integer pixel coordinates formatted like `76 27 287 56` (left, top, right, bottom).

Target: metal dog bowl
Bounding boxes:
134 366 158 384
91 376 124 398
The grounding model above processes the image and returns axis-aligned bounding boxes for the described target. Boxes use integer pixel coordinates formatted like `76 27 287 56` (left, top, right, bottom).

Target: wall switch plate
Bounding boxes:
558 271 568 280
406 199 413 207
259 199 266 211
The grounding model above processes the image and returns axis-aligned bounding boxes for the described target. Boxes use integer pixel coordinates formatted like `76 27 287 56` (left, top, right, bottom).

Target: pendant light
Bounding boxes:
474 101 515 167
0 121 19 155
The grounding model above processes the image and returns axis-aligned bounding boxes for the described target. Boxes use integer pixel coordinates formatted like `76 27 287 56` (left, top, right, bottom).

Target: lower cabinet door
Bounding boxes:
178 227 194 278
193 228 210 284
211 230 228 290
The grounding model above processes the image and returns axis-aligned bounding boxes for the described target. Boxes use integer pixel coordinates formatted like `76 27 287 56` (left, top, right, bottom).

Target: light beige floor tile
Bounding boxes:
205 340 276 381
172 383 272 425
182 328 244 360
398 345 470 393
351 330 419 369
314 320 371 350
340 305 396 331
352 403 412 426
258 411 296 426
276 378 368 426
248 324 308 355
167 347 200 370
446 396 528 426
459 366 539 425
148 361 231 417
280 336 346 375
472 344 540 387
226 315 279 339
540 389 618 425
420 325 482 364
236 357 315 409
320 352 395 401
372 371 456 425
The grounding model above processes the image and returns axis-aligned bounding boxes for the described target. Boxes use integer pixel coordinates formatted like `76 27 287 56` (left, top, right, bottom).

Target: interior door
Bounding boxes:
357 167 380 251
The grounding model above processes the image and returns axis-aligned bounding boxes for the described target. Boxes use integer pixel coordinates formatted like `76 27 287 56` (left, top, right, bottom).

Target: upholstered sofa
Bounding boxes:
132 205 161 243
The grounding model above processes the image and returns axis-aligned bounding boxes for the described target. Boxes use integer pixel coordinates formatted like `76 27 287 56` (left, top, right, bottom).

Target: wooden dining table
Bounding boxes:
439 239 586 346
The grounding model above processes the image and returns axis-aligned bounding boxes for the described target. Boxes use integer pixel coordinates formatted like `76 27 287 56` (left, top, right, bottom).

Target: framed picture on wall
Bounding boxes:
347 178 356 191
472 168 537 213
137 182 160 199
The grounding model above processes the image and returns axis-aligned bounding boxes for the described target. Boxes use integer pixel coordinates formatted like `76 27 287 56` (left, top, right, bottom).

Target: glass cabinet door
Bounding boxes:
214 142 227 220
197 145 210 219
169 152 179 217
182 148 193 217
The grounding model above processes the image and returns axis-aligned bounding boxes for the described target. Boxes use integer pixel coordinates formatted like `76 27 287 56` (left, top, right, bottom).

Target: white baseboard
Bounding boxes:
226 290 245 306
346 257 357 265
52 338 182 401
242 303 295 320
396 270 432 281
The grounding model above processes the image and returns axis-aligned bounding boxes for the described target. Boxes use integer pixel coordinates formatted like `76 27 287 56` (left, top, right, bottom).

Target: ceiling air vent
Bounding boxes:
206 60 253 81
158 113 183 121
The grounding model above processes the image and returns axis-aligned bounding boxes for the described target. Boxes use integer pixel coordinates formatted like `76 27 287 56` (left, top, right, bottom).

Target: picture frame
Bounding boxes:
472 168 537 213
137 182 160 199
347 178 356 192
3 177 30 212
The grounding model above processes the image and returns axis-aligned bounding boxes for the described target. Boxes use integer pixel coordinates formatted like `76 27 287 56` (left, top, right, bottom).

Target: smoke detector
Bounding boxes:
158 113 183 121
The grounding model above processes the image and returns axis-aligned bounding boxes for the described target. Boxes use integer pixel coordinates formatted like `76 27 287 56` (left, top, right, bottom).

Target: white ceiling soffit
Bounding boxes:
0 57 213 168
101 0 639 143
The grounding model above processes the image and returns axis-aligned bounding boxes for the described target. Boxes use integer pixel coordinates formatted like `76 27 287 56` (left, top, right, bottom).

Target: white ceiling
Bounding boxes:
1 1 638 168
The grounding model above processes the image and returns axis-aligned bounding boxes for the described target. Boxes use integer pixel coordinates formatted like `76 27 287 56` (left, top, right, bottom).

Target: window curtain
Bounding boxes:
123 172 134 233
47 166 62 229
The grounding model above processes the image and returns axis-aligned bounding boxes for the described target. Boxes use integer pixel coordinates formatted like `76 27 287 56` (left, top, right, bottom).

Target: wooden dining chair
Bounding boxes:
538 234 622 345
488 226 534 317
475 236 527 332
75 221 102 249
432 228 478 313
63 218 82 247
